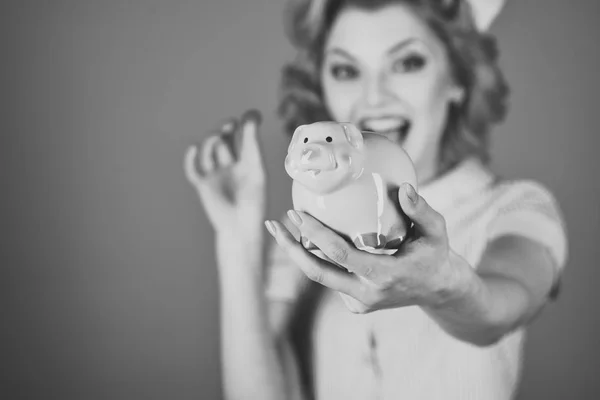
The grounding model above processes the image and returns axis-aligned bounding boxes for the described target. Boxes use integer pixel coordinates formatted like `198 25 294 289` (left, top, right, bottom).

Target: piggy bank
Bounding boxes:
285 121 418 256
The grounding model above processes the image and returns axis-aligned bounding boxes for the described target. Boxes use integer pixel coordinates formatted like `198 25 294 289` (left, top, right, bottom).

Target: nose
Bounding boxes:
364 73 390 107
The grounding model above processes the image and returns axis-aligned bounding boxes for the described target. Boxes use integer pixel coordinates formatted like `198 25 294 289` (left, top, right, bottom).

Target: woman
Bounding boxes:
184 0 568 399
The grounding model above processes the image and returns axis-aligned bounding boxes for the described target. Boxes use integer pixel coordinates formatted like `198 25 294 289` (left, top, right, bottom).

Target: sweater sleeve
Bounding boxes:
486 180 568 299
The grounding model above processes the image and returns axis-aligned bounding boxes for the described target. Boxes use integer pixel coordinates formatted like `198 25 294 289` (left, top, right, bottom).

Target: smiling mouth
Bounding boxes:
358 118 412 142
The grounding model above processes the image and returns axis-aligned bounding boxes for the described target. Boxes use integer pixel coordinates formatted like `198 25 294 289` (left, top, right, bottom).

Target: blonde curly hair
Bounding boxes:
277 0 510 174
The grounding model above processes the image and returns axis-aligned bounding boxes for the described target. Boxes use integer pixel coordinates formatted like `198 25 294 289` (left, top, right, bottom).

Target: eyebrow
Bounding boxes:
386 38 419 55
325 48 358 62
325 38 421 61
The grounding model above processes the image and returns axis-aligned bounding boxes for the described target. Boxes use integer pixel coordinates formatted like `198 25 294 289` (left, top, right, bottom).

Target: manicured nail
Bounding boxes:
241 109 262 126
405 183 418 204
221 122 234 132
287 210 302 226
264 220 276 236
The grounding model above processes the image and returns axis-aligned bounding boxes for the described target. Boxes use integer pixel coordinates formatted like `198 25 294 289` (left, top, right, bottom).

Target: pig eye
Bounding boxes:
326 136 332 142
303 138 308 143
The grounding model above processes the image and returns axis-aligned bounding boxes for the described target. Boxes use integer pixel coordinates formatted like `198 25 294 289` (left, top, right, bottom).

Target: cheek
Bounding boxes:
390 74 452 113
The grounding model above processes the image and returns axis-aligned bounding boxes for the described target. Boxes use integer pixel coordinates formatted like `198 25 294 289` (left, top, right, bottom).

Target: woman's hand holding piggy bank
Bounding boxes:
284 121 418 257
267 121 468 314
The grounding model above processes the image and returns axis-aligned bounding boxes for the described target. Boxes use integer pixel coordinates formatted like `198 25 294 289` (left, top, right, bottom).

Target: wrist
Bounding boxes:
215 230 266 279
215 215 266 243
421 252 503 346
426 250 487 313
216 229 264 249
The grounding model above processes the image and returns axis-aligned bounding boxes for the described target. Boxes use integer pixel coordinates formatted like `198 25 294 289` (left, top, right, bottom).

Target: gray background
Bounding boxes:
3 0 599 399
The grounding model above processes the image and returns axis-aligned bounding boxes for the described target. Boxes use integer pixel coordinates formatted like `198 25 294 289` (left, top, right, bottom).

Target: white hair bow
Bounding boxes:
467 0 507 30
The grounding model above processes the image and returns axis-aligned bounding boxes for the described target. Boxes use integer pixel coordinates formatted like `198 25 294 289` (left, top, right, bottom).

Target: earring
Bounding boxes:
450 88 465 104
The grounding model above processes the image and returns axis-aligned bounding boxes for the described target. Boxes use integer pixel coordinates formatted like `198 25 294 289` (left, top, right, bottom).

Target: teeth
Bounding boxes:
361 117 409 132
359 117 411 142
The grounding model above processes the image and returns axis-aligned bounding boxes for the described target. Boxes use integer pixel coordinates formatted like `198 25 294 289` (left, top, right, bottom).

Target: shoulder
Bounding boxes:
489 179 564 219
485 178 568 270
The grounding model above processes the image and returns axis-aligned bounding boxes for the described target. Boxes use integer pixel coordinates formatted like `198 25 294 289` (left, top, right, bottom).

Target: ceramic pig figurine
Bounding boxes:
285 121 418 256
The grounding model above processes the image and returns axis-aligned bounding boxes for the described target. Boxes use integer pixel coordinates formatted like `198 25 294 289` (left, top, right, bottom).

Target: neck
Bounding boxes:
415 151 440 187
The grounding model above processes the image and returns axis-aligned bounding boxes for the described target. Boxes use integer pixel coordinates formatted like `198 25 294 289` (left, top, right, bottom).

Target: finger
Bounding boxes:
287 210 392 281
183 145 204 187
200 135 222 174
215 140 234 168
218 117 238 135
398 183 447 244
218 118 240 160
265 220 366 299
238 109 263 166
339 293 370 314
184 144 224 205
310 249 342 267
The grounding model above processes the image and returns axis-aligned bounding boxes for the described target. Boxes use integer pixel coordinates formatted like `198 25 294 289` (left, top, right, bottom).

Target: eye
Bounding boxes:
326 136 332 143
303 137 308 143
392 53 427 73
330 64 359 80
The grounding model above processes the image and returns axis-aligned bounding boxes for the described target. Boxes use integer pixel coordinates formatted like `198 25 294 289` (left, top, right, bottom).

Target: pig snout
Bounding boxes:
299 143 337 172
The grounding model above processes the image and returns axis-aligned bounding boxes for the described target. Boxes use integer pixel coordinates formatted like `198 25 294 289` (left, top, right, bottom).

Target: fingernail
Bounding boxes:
242 109 262 126
405 183 418 204
221 122 234 132
287 210 303 226
264 220 276 236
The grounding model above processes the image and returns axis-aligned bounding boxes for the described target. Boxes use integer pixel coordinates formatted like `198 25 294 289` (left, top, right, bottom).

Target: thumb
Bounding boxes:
398 182 447 243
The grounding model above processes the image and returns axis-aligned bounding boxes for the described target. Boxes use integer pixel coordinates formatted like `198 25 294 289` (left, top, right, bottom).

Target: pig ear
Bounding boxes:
288 125 305 154
341 123 364 150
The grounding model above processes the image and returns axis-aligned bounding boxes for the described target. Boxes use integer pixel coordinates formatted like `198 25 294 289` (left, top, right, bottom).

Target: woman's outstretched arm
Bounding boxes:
266 182 565 347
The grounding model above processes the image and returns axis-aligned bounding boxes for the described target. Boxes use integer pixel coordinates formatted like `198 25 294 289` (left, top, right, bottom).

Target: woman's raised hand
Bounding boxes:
184 110 267 240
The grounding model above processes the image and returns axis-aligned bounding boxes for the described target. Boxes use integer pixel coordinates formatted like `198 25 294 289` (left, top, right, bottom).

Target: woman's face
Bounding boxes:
321 3 463 183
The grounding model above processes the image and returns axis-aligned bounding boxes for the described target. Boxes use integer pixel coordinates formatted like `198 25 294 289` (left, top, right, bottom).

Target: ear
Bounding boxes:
288 124 305 154
340 123 364 150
